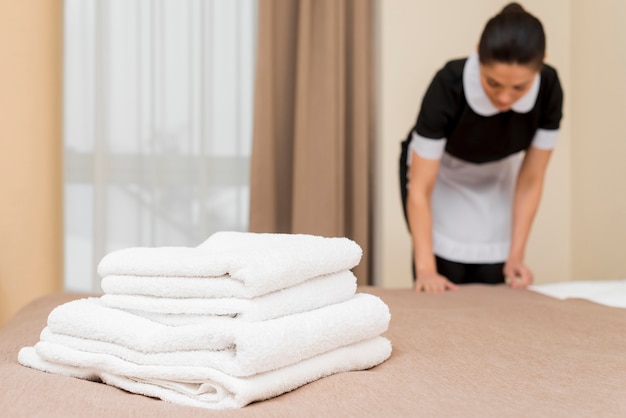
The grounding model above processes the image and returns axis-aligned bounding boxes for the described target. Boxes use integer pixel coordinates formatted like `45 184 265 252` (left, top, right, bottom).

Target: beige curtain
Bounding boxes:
249 0 373 284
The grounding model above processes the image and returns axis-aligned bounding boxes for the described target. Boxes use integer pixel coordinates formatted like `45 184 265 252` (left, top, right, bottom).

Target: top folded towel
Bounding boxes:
97 231 362 296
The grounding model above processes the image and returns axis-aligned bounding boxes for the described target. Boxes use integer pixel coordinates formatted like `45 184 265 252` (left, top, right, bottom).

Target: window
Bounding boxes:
63 0 257 291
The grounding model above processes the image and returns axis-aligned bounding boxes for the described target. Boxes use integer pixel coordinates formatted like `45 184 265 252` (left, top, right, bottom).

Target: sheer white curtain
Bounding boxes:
63 0 257 292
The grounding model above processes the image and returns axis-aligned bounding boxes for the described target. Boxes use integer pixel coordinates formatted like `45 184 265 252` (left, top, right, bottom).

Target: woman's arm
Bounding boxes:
505 146 553 288
407 150 459 293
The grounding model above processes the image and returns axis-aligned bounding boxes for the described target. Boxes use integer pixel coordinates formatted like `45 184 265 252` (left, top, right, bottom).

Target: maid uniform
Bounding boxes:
400 52 563 268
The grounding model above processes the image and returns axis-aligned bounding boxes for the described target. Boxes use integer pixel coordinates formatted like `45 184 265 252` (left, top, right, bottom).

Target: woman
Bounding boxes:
400 3 563 293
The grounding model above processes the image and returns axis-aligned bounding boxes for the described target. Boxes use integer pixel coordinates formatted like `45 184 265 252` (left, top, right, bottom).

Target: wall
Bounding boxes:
374 0 572 288
570 1 626 281
0 1 63 325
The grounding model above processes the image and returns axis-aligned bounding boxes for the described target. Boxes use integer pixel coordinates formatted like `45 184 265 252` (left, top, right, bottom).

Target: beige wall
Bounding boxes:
374 0 573 288
570 1 626 281
0 1 63 325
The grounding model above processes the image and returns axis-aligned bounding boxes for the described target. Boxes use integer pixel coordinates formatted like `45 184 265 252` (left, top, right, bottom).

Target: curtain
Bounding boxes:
64 0 258 292
249 0 374 284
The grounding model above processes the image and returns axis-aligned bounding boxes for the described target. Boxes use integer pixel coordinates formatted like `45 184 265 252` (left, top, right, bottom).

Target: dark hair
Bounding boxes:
478 2 545 70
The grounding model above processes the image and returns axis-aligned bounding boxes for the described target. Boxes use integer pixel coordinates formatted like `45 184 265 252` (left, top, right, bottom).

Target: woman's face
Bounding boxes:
479 62 538 112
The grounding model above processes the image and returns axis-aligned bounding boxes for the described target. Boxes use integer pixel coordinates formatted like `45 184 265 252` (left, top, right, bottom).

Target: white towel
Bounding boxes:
97 232 362 297
99 270 357 322
41 293 390 377
101 275 249 299
19 336 392 410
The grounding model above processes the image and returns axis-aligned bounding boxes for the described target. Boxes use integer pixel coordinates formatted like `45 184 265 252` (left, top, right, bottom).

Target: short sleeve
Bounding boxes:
415 63 462 139
408 60 464 161
538 65 563 131
531 65 563 150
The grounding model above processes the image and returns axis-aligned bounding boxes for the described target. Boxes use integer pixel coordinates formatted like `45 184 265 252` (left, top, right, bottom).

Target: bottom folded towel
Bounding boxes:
34 293 389 377
19 336 392 410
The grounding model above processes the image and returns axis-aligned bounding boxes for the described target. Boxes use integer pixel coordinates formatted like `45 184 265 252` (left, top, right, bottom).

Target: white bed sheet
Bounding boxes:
530 279 626 308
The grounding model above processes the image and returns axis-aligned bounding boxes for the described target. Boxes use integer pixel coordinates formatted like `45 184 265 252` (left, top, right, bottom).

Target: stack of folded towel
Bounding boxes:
19 231 392 410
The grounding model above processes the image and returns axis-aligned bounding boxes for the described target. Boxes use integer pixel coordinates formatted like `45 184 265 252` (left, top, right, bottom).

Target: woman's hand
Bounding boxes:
408 151 456 294
503 260 534 289
414 272 459 294
507 147 549 290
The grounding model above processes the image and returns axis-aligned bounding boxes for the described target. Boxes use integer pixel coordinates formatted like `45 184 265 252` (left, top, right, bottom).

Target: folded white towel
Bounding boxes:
100 270 357 322
37 327 234 368
97 232 362 297
101 274 247 299
19 336 391 410
42 293 390 376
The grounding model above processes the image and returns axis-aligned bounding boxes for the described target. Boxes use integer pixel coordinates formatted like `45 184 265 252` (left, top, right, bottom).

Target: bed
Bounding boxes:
2 285 626 417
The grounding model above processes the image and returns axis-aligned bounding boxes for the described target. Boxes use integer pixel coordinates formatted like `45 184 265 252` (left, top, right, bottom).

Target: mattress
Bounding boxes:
1 285 626 417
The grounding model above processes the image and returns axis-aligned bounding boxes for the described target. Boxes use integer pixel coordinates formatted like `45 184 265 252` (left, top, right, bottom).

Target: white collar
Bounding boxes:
462 52 541 116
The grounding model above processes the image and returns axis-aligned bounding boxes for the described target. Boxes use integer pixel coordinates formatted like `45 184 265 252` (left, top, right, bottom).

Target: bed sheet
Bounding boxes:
530 279 626 308
2 286 626 417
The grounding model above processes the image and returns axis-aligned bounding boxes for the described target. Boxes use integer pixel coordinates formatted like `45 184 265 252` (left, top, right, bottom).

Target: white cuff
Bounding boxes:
531 128 559 150
407 131 446 164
